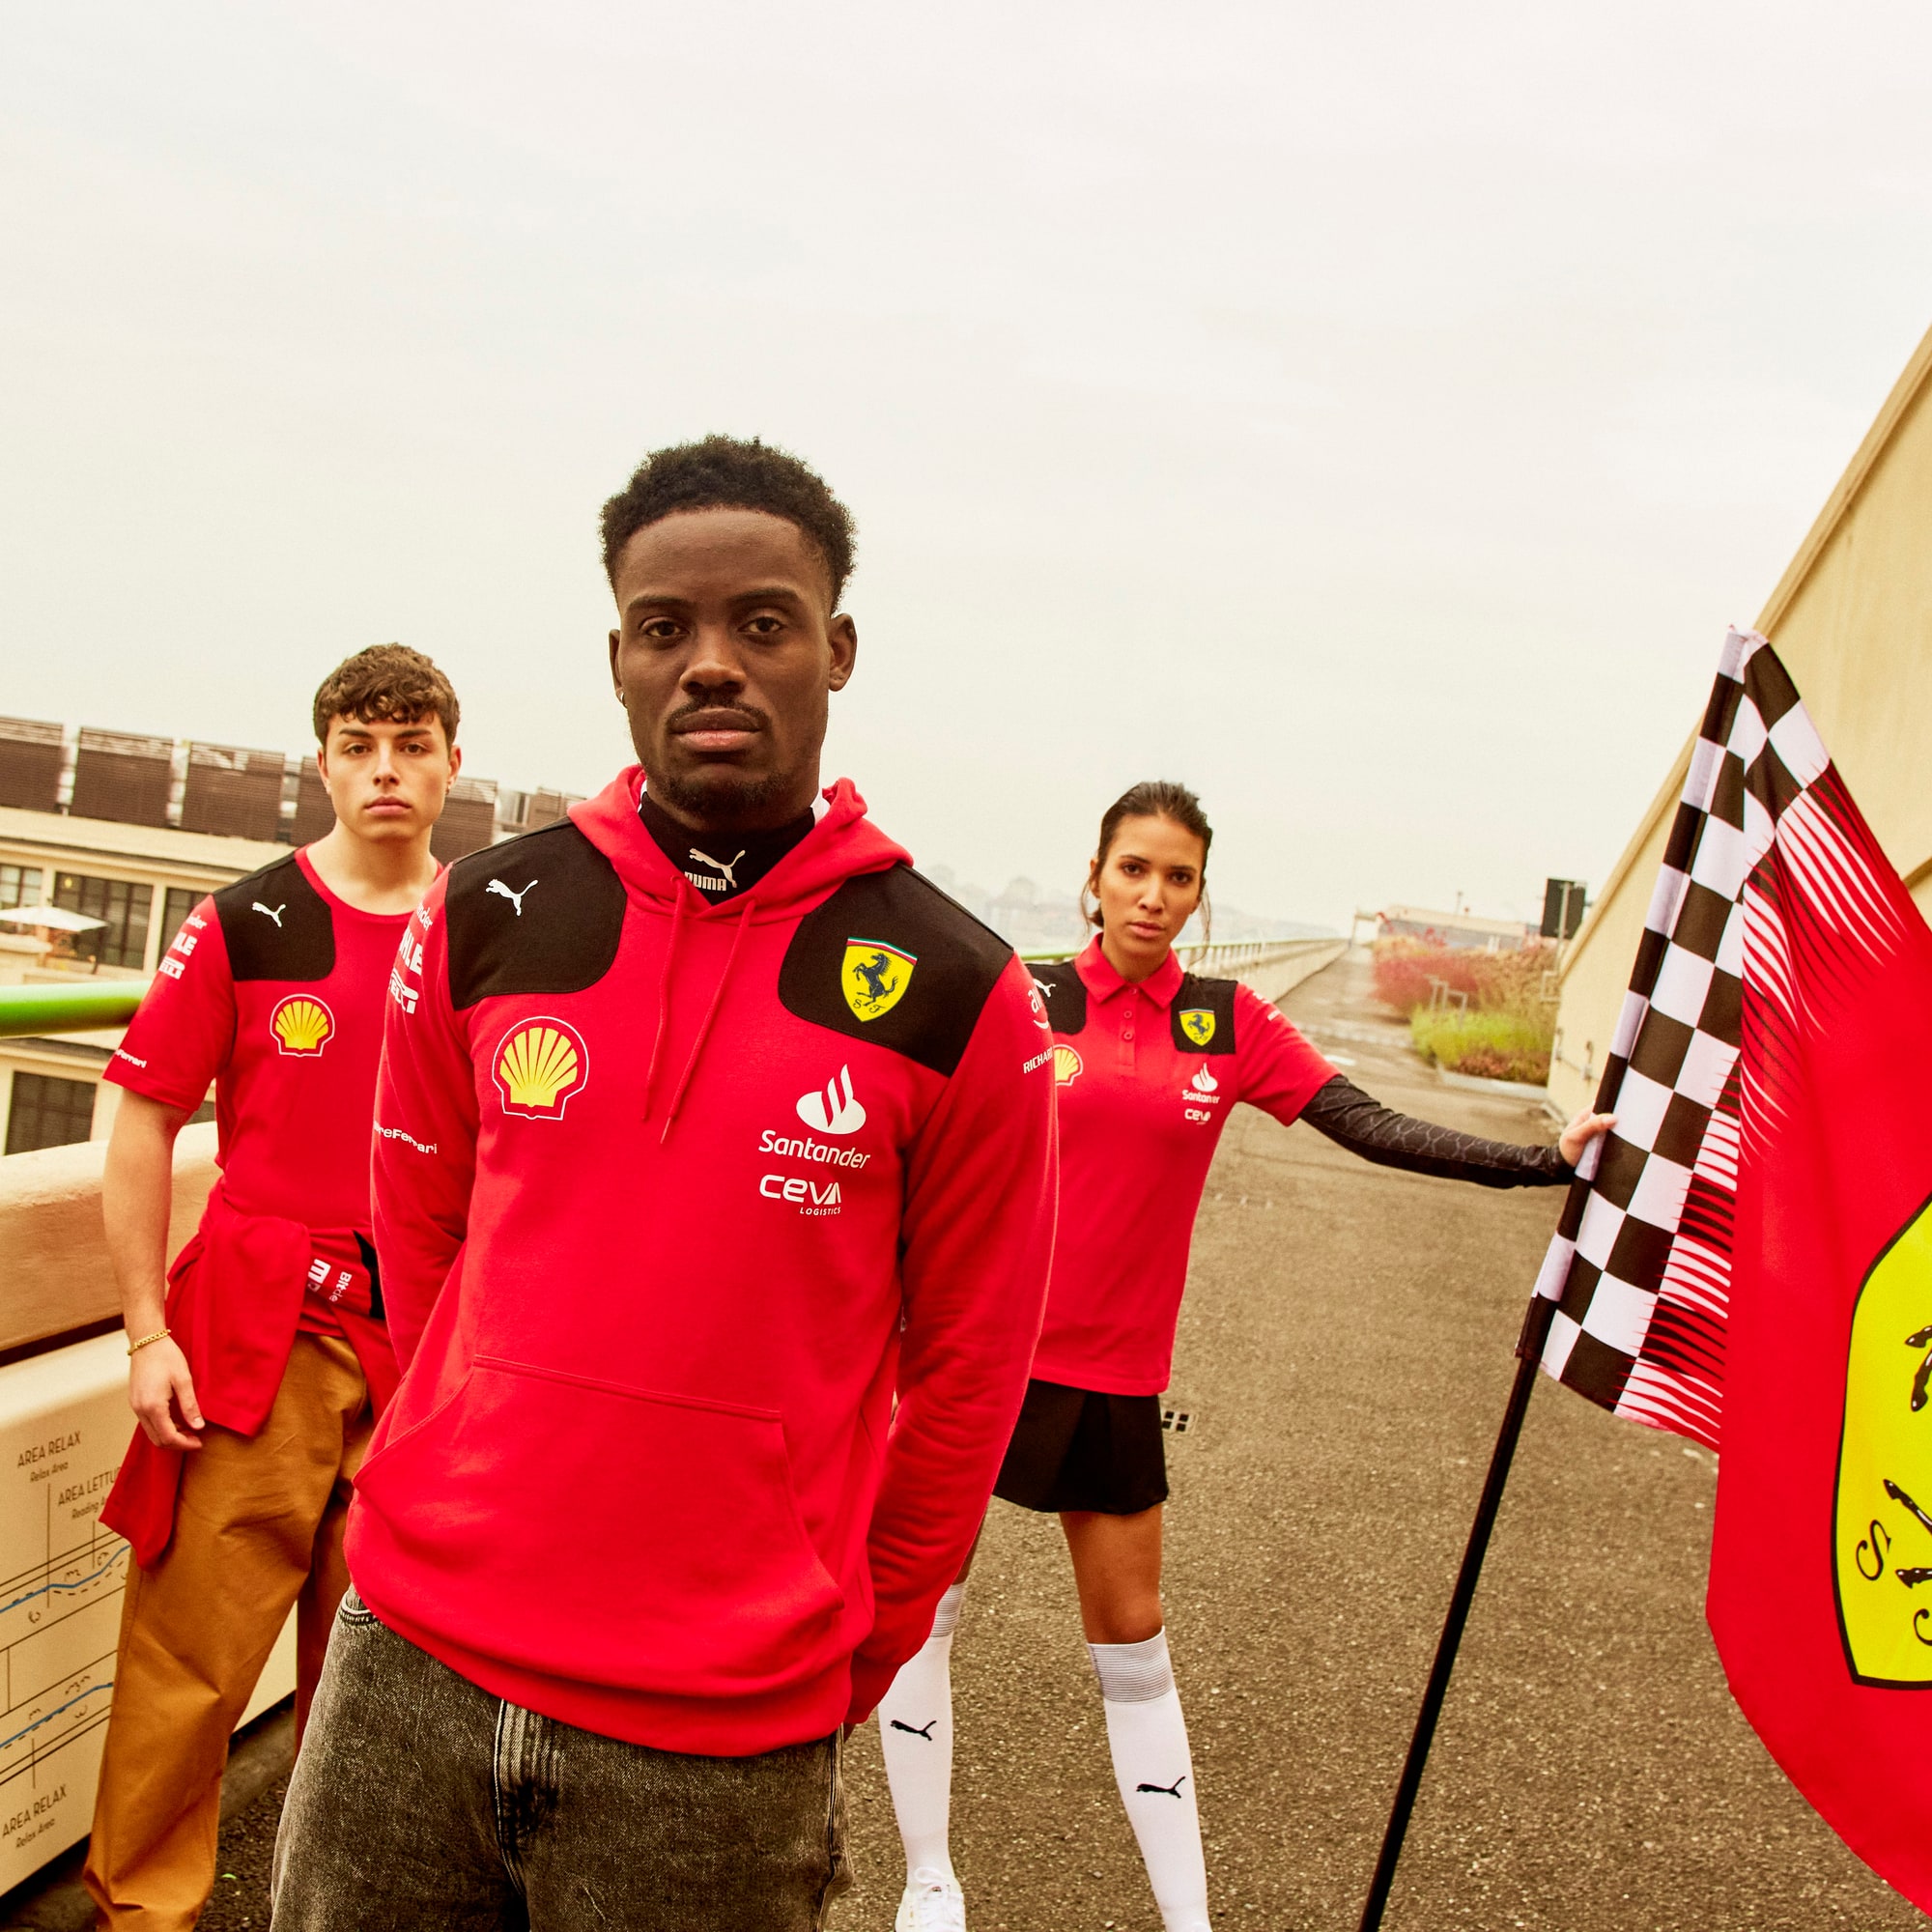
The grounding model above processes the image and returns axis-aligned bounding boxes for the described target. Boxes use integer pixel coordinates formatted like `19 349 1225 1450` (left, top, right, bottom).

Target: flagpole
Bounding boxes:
1355 1293 1555 1932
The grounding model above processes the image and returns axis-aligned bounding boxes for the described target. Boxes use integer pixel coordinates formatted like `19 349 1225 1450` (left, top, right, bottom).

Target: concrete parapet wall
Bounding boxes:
0 1121 216 1356
1236 939 1348 1004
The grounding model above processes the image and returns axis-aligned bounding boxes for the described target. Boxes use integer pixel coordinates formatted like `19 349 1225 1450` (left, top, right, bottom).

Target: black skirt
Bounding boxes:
991 1378 1169 1516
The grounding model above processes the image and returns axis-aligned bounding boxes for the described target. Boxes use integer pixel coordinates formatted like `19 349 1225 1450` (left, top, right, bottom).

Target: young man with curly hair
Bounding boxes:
83 646 461 1930
272 439 1058 1930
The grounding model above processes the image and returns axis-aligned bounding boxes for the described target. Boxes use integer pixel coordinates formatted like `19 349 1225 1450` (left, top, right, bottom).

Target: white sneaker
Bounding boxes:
895 1866 966 1932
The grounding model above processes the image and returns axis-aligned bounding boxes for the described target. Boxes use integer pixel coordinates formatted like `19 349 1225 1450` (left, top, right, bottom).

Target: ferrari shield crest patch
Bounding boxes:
842 938 917 1022
1178 1008 1216 1048
1833 1198 1932 1686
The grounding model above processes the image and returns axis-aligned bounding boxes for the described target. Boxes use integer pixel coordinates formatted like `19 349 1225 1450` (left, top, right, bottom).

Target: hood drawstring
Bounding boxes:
658 895 757 1144
639 887 689 1123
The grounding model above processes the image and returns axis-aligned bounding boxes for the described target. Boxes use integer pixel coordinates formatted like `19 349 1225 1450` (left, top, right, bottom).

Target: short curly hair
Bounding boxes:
599 436 857 606
311 644 459 747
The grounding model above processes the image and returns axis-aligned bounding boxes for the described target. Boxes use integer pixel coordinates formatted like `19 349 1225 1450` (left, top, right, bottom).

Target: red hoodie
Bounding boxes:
349 772 1057 1754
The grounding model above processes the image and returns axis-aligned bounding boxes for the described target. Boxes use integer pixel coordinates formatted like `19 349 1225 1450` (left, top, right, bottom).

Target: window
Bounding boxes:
6 1072 98 1154
52 872 153 969
158 886 201 955
0 865 42 910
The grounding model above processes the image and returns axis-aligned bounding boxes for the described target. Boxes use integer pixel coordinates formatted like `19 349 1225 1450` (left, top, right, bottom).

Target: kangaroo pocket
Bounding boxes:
353 1356 846 1699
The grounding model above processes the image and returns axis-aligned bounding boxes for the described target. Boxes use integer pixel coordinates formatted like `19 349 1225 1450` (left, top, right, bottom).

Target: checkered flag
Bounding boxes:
1533 627 1877 1450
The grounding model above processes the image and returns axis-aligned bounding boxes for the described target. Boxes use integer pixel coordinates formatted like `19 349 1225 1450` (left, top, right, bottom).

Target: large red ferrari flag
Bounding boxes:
1532 628 1932 1909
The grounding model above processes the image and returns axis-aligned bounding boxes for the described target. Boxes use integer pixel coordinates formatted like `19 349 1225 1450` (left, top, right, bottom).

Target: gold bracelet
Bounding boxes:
127 1327 172 1355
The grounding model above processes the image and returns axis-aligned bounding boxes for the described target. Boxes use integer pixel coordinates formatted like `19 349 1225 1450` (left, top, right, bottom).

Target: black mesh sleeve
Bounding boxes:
1298 1074 1571 1188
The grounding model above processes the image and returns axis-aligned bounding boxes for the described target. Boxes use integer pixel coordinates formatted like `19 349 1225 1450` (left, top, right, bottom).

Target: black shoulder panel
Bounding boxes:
444 822 627 1011
778 865 1014 1076
214 855 333 981
1170 972 1238 1056
1028 958 1089 1036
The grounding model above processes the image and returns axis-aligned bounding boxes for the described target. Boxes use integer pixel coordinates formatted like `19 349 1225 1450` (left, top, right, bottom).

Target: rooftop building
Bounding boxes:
1369 903 1536 952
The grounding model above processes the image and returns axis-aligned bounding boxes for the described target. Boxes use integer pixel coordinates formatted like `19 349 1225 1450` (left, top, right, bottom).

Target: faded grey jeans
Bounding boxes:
271 1588 848 1930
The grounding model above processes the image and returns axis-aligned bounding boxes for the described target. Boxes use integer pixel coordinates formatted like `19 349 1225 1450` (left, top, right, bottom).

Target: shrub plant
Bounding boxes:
1372 937 1556 1084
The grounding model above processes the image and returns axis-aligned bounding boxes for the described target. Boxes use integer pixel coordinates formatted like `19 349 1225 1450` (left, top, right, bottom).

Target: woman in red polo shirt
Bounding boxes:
878 781 1613 1932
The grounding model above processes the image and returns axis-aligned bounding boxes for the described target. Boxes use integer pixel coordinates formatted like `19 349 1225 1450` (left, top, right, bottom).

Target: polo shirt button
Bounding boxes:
1122 1028 1135 1041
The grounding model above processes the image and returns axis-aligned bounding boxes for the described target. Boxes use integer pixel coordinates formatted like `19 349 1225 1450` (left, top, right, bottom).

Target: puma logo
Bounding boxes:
688 848 745 893
252 902 286 926
1136 1776 1188 1799
890 1719 939 1741
487 879 537 916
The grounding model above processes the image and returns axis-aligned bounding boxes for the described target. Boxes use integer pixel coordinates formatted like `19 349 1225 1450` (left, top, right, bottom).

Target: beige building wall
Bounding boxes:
1549 322 1932 1118
0 810 279 1150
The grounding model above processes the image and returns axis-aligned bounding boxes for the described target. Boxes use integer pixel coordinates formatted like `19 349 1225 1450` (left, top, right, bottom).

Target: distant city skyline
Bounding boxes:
922 864 1338 954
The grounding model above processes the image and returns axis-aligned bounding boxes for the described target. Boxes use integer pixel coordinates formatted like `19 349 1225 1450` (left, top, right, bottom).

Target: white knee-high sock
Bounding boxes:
879 1583 966 1885
1089 1629 1209 1932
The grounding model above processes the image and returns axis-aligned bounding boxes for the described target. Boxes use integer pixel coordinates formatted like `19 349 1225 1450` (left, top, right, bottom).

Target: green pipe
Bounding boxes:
0 981 145 1038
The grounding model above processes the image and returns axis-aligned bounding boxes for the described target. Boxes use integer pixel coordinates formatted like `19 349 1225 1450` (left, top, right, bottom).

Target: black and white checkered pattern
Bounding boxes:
1535 629 1833 1449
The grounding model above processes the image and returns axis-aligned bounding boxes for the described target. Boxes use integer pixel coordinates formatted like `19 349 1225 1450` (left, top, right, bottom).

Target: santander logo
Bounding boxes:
1190 1065 1219 1094
797 1065 867 1137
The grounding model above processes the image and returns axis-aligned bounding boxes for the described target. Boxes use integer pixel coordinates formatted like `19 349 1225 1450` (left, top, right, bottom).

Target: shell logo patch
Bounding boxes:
842 939 917 1023
1833 1198 1932 1685
1052 1043 1084 1086
270 995 334 1057
1178 1009 1216 1048
495 1017 589 1120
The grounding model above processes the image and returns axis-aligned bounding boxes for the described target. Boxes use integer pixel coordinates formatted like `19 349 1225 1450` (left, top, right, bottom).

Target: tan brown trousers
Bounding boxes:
83 1334 373 1930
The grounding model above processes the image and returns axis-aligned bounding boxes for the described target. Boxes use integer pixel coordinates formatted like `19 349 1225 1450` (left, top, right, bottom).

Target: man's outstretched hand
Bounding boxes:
129 1335 205 1450
1558 1110 1617 1167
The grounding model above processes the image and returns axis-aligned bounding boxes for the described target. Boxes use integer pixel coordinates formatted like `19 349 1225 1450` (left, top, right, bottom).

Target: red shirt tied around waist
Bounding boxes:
1028 938 1336 1395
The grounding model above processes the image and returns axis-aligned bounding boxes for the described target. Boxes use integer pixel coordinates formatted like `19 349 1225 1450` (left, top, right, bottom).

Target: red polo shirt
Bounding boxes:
1028 938 1336 1395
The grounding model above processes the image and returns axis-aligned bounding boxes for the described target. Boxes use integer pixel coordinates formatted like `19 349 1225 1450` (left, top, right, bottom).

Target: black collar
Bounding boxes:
637 789 814 904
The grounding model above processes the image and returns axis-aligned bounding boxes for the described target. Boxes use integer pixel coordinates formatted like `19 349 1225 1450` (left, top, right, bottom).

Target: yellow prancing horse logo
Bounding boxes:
841 939 917 1023
1833 1198 1932 1685
1178 1009 1216 1048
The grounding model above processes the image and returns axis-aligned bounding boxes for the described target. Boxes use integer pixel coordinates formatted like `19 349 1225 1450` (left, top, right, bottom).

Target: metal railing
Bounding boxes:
0 981 145 1039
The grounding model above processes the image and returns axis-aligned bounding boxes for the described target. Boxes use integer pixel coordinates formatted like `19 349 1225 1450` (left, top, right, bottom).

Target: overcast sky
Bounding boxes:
5 3 1929 931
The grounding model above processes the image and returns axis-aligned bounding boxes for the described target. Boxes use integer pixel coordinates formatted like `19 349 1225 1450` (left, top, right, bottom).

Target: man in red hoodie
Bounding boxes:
272 438 1058 1930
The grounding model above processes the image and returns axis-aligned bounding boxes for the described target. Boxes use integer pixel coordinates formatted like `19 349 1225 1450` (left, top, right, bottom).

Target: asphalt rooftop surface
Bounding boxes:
13 951 1919 1930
